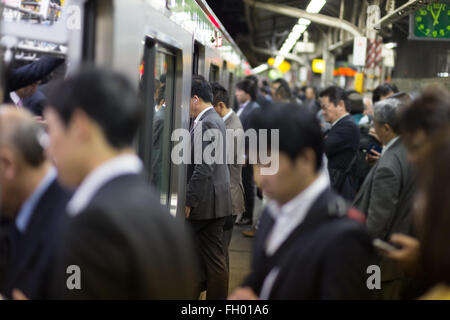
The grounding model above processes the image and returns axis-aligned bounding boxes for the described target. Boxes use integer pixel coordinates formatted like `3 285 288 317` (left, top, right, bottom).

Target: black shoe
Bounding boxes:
236 218 252 226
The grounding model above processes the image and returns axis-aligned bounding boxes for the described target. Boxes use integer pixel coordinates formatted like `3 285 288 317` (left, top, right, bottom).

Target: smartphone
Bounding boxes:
373 239 399 252
368 143 382 155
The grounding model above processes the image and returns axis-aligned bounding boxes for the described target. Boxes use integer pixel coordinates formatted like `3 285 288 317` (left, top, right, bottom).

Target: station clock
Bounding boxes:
410 2 450 40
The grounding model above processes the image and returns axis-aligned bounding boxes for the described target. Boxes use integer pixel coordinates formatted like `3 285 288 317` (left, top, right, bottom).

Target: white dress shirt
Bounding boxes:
381 136 400 156
222 109 233 122
331 113 349 127
259 172 330 299
193 106 214 129
236 100 250 117
67 154 143 216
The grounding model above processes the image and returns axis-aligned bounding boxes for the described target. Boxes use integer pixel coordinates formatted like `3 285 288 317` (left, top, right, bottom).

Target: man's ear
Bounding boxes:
0 148 18 180
338 100 347 111
70 109 93 141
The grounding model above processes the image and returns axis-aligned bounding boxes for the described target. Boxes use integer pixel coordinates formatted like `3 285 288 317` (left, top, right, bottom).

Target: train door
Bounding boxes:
138 38 179 213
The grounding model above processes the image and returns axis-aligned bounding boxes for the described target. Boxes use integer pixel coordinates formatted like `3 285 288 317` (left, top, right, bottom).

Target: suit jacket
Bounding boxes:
224 111 245 216
2 179 71 300
22 89 47 116
53 174 199 299
242 189 375 299
6 57 65 100
238 100 260 131
186 108 232 221
324 114 360 199
151 107 165 188
353 138 416 281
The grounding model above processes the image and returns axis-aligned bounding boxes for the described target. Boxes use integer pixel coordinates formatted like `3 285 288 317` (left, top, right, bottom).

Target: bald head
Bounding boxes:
0 106 46 167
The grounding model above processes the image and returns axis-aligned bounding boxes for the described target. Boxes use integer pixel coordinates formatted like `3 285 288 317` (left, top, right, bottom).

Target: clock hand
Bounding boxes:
429 6 438 23
434 4 444 26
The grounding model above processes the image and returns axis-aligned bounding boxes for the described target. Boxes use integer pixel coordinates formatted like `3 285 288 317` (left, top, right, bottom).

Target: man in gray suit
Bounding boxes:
211 82 245 271
186 76 232 300
353 97 416 299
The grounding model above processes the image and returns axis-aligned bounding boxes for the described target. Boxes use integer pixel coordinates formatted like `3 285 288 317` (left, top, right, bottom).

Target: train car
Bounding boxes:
1 0 250 218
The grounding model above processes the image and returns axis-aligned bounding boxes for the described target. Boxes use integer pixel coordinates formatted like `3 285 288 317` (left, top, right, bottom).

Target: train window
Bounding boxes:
193 41 205 76
209 64 219 82
138 39 176 208
228 71 235 109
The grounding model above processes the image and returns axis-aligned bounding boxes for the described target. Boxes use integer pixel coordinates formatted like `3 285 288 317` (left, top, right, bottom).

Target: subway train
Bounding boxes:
1 0 250 218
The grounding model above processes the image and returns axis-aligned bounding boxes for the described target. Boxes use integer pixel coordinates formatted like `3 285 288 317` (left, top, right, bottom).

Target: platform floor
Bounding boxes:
228 224 253 294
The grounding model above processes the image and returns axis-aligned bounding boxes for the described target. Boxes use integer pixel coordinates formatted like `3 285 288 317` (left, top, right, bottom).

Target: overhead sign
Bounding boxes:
409 3 450 41
312 59 325 74
295 42 315 53
353 37 367 66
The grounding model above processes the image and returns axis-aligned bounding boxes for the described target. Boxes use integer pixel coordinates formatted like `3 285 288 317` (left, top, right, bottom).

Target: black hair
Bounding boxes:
48 67 142 149
398 88 450 136
191 75 213 103
211 82 229 108
273 78 292 99
372 83 395 104
236 79 257 101
248 102 323 171
348 92 364 115
319 85 350 112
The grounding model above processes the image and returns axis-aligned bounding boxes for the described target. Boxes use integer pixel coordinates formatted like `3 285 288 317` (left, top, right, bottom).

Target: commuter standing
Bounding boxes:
229 103 375 300
319 86 359 200
45 68 198 299
235 79 260 226
354 98 416 299
186 76 232 300
211 82 245 271
0 107 71 300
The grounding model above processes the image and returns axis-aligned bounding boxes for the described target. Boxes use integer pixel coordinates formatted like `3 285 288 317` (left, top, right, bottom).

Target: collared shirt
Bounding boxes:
222 109 233 122
16 167 57 233
155 104 165 112
10 92 23 108
259 172 330 299
236 100 250 117
67 154 143 216
193 106 214 128
331 113 349 127
381 136 400 156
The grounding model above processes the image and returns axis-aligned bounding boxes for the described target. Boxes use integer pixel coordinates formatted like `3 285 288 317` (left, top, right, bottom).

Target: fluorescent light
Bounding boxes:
274 55 284 67
385 42 397 49
306 0 326 14
437 72 449 78
251 64 269 74
273 0 326 68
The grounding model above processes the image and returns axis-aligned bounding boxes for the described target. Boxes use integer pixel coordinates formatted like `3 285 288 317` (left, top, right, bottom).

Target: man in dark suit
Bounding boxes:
0 107 71 300
186 76 232 299
6 56 64 104
354 97 416 299
44 68 198 299
235 79 260 226
211 82 245 271
229 103 375 300
319 86 360 200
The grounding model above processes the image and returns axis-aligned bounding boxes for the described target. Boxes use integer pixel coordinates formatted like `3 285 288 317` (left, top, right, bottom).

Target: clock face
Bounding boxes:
414 3 450 39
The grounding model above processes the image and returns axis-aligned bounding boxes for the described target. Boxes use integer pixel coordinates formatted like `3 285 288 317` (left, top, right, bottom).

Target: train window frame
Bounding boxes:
209 63 219 82
138 36 179 209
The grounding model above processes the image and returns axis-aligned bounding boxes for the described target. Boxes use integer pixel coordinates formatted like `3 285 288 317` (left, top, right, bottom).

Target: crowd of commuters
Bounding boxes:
1 55 450 300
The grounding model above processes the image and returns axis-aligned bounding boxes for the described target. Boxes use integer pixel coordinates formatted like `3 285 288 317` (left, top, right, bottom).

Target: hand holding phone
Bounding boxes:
368 143 382 156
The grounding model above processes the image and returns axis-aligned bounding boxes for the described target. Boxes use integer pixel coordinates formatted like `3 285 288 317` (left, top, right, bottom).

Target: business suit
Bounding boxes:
151 106 165 189
186 108 232 299
242 189 375 299
354 137 416 299
324 114 360 200
5 57 65 102
22 89 47 116
238 100 260 224
1 179 71 300
53 174 199 299
222 111 245 270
